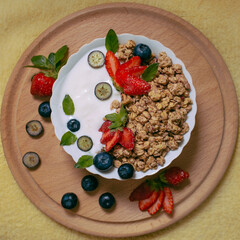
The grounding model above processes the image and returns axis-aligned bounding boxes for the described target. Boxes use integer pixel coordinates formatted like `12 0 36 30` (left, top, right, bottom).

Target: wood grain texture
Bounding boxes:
1 3 238 237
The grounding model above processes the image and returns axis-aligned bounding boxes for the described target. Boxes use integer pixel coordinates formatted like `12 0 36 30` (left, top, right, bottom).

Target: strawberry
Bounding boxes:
30 73 55 96
163 167 189 185
119 56 141 70
123 75 151 95
105 50 120 86
116 66 147 87
129 182 154 201
148 190 165 215
139 190 159 211
98 120 112 132
162 187 173 214
100 129 115 144
105 129 122 152
118 127 135 150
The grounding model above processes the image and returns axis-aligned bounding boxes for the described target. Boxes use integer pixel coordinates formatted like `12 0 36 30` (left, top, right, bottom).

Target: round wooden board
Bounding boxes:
1 3 238 238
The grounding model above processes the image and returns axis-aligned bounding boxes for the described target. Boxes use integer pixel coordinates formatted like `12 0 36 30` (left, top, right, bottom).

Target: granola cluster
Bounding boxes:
111 41 193 172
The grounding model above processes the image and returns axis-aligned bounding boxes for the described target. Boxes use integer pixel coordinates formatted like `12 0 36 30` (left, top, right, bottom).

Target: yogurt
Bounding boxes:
56 46 121 161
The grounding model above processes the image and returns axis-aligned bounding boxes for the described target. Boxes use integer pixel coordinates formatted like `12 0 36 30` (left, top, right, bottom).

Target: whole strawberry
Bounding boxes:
162 167 189 186
31 73 55 96
26 45 68 97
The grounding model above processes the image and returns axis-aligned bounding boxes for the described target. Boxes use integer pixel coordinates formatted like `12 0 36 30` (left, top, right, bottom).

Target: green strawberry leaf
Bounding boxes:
31 55 53 70
60 131 77 146
74 155 93 168
105 29 119 53
142 63 159 82
48 52 56 66
55 45 68 65
62 94 75 115
105 105 128 130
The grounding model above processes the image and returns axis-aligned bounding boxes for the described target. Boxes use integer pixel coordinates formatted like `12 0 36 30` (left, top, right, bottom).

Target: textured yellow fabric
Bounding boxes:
0 0 239 239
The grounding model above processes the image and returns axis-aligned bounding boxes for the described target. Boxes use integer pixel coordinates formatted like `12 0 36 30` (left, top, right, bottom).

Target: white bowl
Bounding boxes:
50 34 197 180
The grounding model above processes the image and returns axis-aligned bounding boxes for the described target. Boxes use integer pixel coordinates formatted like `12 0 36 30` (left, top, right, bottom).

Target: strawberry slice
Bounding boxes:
116 66 147 87
164 167 189 185
127 66 147 77
120 56 141 70
139 191 159 211
123 75 151 95
98 120 112 132
118 127 135 150
105 50 120 86
148 190 165 215
105 129 122 152
129 182 154 201
100 129 115 144
162 187 173 214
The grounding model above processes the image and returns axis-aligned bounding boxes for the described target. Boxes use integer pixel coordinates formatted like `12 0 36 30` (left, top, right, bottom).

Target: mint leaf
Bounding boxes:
142 63 159 82
105 105 128 130
62 94 75 115
48 53 56 66
31 55 52 70
55 45 68 65
105 29 119 53
74 155 93 168
60 131 77 146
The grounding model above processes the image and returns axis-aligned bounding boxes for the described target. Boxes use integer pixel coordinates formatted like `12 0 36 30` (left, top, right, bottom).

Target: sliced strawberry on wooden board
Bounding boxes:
148 190 165 215
105 50 120 85
30 73 55 96
139 190 159 211
123 75 151 95
98 120 112 132
105 129 122 152
163 167 189 185
129 182 154 201
162 187 173 214
118 127 135 150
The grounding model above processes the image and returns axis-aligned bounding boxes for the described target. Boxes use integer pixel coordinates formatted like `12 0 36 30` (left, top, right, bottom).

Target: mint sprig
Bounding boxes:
74 155 93 168
105 29 119 53
25 45 68 79
142 63 159 82
105 105 128 131
60 131 77 146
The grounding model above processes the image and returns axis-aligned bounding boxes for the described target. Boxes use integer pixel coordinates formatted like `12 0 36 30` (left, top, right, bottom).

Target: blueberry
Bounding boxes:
99 192 115 209
38 101 51 118
93 152 113 171
67 119 80 132
133 43 152 61
81 175 98 191
61 193 78 209
118 163 134 179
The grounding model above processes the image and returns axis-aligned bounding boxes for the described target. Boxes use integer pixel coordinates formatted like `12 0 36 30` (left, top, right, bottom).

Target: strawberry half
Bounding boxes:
105 50 120 86
118 127 135 150
119 56 141 70
100 129 115 144
139 190 159 211
30 73 55 96
98 120 112 132
105 129 122 152
148 190 165 215
163 167 189 185
162 187 173 214
129 182 154 201
123 75 151 95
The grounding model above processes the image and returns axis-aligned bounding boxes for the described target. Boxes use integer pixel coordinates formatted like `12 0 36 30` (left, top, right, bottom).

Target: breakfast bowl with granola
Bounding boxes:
50 29 197 180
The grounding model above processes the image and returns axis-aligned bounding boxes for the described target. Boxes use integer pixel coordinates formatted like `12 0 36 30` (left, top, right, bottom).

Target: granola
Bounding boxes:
110 40 192 172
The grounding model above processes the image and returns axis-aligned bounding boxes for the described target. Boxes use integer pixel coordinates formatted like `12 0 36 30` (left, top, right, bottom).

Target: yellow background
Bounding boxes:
0 0 239 239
